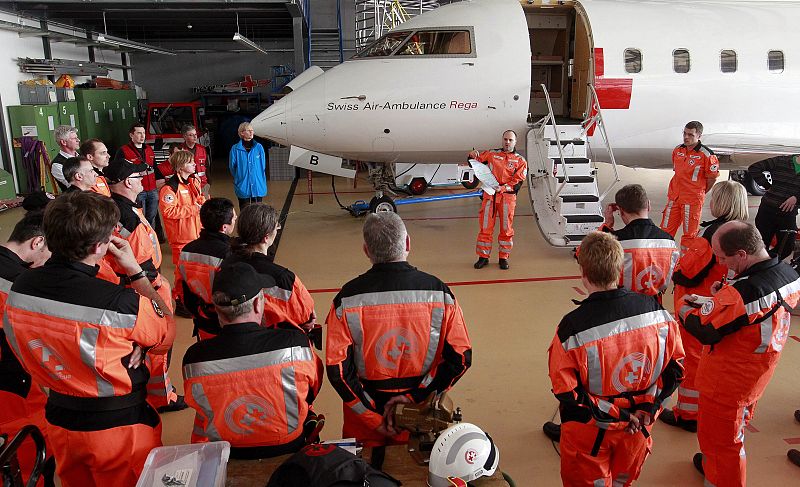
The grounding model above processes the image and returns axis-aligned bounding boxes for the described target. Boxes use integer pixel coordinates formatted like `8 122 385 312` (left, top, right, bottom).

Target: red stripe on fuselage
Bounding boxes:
593 48 632 109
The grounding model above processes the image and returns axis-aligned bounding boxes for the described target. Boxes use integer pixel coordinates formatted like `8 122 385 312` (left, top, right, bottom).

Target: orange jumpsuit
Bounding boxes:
326 262 472 447
158 174 204 301
89 171 111 197
179 143 210 191
670 219 728 421
473 149 527 260
178 230 231 339
661 143 719 237
599 219 679 299
4 257 173 487
0 247 53 486
182 322 322 458
679 258 800 487
549 288 685 486
108 192 177 409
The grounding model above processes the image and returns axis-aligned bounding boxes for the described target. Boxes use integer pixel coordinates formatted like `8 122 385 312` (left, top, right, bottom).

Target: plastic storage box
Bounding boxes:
136 441 230 487
18 84 56 105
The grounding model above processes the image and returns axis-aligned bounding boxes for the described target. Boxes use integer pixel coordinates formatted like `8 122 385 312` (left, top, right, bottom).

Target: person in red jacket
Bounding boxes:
4 191 174 487
661 181 749 433
182 262 323 459
159 150 205 304
469 130 527 270
660 121 720 238
0 211 55 486
326 212 472 447
679 221 800 486
116 123 166 239
179 124 210 197
548 231 685 486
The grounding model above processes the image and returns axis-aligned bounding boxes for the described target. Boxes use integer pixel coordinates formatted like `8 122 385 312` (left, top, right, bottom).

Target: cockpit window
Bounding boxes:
395 31 472 56
356 31 412 58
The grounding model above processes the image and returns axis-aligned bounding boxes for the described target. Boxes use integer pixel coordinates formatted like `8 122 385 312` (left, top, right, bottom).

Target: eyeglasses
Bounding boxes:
127 174 146 179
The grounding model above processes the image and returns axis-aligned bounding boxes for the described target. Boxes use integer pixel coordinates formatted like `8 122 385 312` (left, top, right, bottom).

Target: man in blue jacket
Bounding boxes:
229 122 267 208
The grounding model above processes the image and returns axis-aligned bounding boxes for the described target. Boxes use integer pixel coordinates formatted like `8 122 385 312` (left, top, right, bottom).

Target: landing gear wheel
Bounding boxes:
461 177 480 190
409 177 428 195
369 195 397 213
743 171 769 196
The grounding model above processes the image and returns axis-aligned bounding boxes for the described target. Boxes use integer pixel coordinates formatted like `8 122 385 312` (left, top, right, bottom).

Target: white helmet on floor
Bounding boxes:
427 423 499 487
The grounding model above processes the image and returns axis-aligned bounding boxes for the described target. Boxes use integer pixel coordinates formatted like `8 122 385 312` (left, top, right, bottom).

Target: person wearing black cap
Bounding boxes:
105 153 186 413
182 262 324 459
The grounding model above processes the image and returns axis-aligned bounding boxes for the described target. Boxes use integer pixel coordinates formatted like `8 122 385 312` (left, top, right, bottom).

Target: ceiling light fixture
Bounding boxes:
232 11 268 55
97 11 175 56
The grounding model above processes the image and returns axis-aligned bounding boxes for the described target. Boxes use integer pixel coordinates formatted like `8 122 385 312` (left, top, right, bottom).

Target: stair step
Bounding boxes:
548 143 587 159
560 194 600 203
565 214 605 224
558 182 599 197
565 234 588 243
553 164 594 179
555 157 590 164
556 175 595 184
565 220 603 236
549 139 585 145
560 201 602 215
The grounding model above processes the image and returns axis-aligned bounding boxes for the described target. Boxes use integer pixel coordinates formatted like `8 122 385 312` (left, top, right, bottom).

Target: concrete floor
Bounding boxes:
1 162 799 485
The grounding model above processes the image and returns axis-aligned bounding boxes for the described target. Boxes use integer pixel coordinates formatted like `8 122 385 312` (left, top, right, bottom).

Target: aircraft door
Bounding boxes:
570 14 591 120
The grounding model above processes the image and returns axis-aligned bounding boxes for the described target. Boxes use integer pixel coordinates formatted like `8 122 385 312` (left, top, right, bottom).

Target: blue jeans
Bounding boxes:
136 189 159 227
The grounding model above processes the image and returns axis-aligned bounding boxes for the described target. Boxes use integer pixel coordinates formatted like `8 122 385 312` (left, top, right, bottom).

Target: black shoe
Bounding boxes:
543 421 561 442
474 257 489 269
174 299 192 318
693 453 704 476
659 409 698 432
789 449 800 467
499 258 509 270
795 409 800 423
158 394 189 413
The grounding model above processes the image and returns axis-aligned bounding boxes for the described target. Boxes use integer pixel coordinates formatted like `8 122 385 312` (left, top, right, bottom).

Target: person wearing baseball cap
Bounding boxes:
104 153 151 185
182 261 324 458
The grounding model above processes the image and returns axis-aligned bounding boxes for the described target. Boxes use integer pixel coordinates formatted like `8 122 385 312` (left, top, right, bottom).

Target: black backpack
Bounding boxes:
266 444 401 487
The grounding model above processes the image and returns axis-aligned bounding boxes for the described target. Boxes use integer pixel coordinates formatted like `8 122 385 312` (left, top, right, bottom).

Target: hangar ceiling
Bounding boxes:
0 1 299 43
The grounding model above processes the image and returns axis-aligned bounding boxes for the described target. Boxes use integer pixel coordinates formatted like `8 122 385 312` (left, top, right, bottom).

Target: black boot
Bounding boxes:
474 257 489 269
788 449 800 467
542 422 561 442
693 453 704 476
499 258 509 270
659 409 697 432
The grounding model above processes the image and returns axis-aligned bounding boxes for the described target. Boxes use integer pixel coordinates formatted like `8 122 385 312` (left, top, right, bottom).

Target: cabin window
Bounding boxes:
624 48 642 73
673 49 690 73
768 50 785 73
396 30 472 56
720 50 737 73
356 31 412 58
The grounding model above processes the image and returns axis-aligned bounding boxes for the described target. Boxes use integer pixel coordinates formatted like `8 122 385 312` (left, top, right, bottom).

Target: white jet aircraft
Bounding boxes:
251 0 800 243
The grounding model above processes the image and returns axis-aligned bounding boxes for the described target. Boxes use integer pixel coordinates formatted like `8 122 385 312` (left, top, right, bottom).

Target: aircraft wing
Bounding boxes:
701 133 800 167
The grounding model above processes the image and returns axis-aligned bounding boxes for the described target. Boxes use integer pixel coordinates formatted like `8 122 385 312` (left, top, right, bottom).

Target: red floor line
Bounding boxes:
745 424 759 433
308 274 582 294
403 213 535 222
784 437 800 445
573 286 586 296
790 336 800 343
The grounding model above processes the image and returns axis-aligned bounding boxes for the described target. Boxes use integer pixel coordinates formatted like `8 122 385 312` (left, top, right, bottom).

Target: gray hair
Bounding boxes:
181 124 196 135
363 212 407 263
238 122 253 133
213 292 256 321
54 125 77 142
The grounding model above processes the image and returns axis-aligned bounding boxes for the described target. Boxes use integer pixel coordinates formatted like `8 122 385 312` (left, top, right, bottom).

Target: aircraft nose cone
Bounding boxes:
252 98 288 146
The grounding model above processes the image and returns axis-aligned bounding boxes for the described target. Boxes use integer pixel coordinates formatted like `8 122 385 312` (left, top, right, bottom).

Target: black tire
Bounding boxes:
369 195 397 214
461 176 480 190
743 171 769 196
408 177 428 195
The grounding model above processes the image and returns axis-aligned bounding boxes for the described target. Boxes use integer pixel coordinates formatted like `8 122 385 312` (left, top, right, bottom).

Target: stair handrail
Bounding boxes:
540 84 571 197
586 83 621 200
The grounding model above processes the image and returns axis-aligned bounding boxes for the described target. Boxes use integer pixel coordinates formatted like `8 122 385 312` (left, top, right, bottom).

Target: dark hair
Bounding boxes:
614 184 648 214
9 211 45 243
44 192 119 262
129 122 145 134
62 156 90 183
685 120 704 135
200 198 235 232
233 203 279 251
79 138 104 157
717 222 763 256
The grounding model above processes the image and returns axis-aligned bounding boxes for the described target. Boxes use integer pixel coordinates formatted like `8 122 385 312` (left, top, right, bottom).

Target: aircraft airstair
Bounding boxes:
527 84 620 247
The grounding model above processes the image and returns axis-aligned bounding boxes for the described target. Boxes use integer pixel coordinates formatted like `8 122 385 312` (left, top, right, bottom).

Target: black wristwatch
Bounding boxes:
127 270 147 283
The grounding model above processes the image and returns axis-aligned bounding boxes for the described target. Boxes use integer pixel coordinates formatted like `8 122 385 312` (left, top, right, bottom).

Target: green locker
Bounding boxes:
57 101 79 129
74 89 113 149
7 104 60 193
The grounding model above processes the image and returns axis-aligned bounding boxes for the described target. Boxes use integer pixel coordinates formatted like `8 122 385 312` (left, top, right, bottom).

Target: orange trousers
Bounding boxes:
0 389 52 487
476 192 516 259
697 397 754 487
560 422 652 487
672 328 702 421
48 419 162 487
145 280 178 409
341 405 409 448
660 199 702 238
